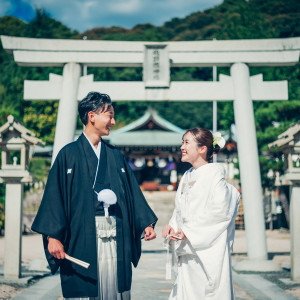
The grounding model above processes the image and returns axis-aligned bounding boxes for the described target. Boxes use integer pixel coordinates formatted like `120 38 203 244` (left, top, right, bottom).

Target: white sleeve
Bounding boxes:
181 179 239 250
168 175 185 232
168 207 178 232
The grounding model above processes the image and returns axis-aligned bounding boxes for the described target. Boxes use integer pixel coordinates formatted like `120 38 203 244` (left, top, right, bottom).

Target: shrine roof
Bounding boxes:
268 121 300 149
105 130 183 147
112 108 185 134
0 115 45 146
103 108 184 146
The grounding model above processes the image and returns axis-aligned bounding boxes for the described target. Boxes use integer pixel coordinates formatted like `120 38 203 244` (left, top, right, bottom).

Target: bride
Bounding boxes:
163 128 240 300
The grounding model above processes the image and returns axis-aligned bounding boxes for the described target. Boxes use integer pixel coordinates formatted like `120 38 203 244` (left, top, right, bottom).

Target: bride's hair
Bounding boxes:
183 128 220 161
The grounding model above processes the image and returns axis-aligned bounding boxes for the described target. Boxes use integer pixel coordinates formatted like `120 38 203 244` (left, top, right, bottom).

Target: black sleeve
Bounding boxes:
122 154 158 237
31 152 69 274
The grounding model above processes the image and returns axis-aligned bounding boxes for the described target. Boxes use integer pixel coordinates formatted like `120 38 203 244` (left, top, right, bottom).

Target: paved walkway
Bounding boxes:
1 192 299 299
0 228 298 300
131 228 299 300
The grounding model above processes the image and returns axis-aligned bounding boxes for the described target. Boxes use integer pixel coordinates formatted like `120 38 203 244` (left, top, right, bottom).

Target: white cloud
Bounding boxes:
0 0 12 15
1 0 223 31
77 0 98 19
107 0 141 14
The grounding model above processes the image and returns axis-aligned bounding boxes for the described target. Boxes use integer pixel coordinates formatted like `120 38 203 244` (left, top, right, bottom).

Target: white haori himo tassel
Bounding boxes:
97 189 117 217
164 235 178 280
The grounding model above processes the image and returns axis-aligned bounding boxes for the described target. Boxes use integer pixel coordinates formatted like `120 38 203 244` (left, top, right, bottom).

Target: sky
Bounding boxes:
0 0 223 32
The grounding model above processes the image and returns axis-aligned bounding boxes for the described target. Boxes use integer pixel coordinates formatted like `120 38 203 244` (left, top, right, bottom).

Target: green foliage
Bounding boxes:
113 101 213 131
89 67 142 82
0 1 299 188
78 24 165 42
29 157 51 182
0 9 73 145
0 183 4 233
154 102 213 129
0 201 4 233
23 101 58 144
24 9 79 39
218 102 234 129
0 16 26 37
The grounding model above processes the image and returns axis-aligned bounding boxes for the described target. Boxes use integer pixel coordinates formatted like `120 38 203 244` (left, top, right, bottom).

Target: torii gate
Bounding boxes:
1 35 300 270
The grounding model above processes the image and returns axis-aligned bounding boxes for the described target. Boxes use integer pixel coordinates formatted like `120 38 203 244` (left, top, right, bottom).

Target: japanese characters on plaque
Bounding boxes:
144 45 170 88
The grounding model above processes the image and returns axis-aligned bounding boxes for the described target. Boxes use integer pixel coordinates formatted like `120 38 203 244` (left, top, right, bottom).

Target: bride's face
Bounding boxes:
181 132 205 164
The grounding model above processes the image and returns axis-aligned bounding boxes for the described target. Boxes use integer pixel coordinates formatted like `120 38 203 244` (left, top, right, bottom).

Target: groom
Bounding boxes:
32 91 157 299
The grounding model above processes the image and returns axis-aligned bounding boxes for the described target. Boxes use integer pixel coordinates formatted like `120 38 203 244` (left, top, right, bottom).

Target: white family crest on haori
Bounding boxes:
97 189 117 217
167 163 240 300
67 169 72 174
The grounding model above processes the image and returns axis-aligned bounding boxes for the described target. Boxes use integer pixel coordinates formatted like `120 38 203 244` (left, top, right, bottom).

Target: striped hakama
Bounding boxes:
65 216 130 300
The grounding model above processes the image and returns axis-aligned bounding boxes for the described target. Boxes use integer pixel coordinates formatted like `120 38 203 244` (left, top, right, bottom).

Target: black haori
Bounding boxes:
32 134 157 298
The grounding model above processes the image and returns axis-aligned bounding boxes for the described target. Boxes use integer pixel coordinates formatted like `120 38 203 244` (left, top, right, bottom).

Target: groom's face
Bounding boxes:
89 105 115 137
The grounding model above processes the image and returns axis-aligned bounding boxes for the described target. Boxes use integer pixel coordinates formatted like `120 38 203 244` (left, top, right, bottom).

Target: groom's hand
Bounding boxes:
144 226 156 241
48 237 66 259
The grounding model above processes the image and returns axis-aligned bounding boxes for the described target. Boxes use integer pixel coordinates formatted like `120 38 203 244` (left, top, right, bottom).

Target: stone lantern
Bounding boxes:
0 115 44 279
269 121 300 281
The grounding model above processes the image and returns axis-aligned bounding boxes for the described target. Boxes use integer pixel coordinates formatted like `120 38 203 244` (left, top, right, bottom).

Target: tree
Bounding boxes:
0 1 299 190
0 15 26 37
24 9 78 39
0 9 76 143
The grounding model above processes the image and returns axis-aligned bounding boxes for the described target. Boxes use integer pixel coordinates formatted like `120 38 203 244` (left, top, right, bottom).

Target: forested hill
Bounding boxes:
79 0 300 41
1 0 299 41
0 0 300 186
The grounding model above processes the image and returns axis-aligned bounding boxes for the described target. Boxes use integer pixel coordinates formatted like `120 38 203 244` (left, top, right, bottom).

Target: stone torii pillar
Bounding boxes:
53 62 81 160
231 63 268 261
1 35 300 269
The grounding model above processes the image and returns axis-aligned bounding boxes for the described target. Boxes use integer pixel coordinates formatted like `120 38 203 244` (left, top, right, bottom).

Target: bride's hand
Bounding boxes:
162 225 175 238
172 229 186 241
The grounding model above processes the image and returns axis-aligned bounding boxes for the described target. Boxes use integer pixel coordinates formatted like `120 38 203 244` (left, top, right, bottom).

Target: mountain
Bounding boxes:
0 1 299 187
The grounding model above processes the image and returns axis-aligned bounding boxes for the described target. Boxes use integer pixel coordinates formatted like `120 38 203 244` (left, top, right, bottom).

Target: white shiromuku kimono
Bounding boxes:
168 163 240 300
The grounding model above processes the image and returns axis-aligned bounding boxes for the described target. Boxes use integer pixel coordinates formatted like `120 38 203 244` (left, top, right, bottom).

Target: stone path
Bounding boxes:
11 274 61 300
132 228 299 300
1 192 299 299
0 228 299 299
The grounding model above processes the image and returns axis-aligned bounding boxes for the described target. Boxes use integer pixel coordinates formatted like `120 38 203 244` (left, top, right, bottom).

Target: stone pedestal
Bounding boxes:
2 180 24 278
268 122 300 280
0 168 32 279
290 184 300 280
0 115 44 279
